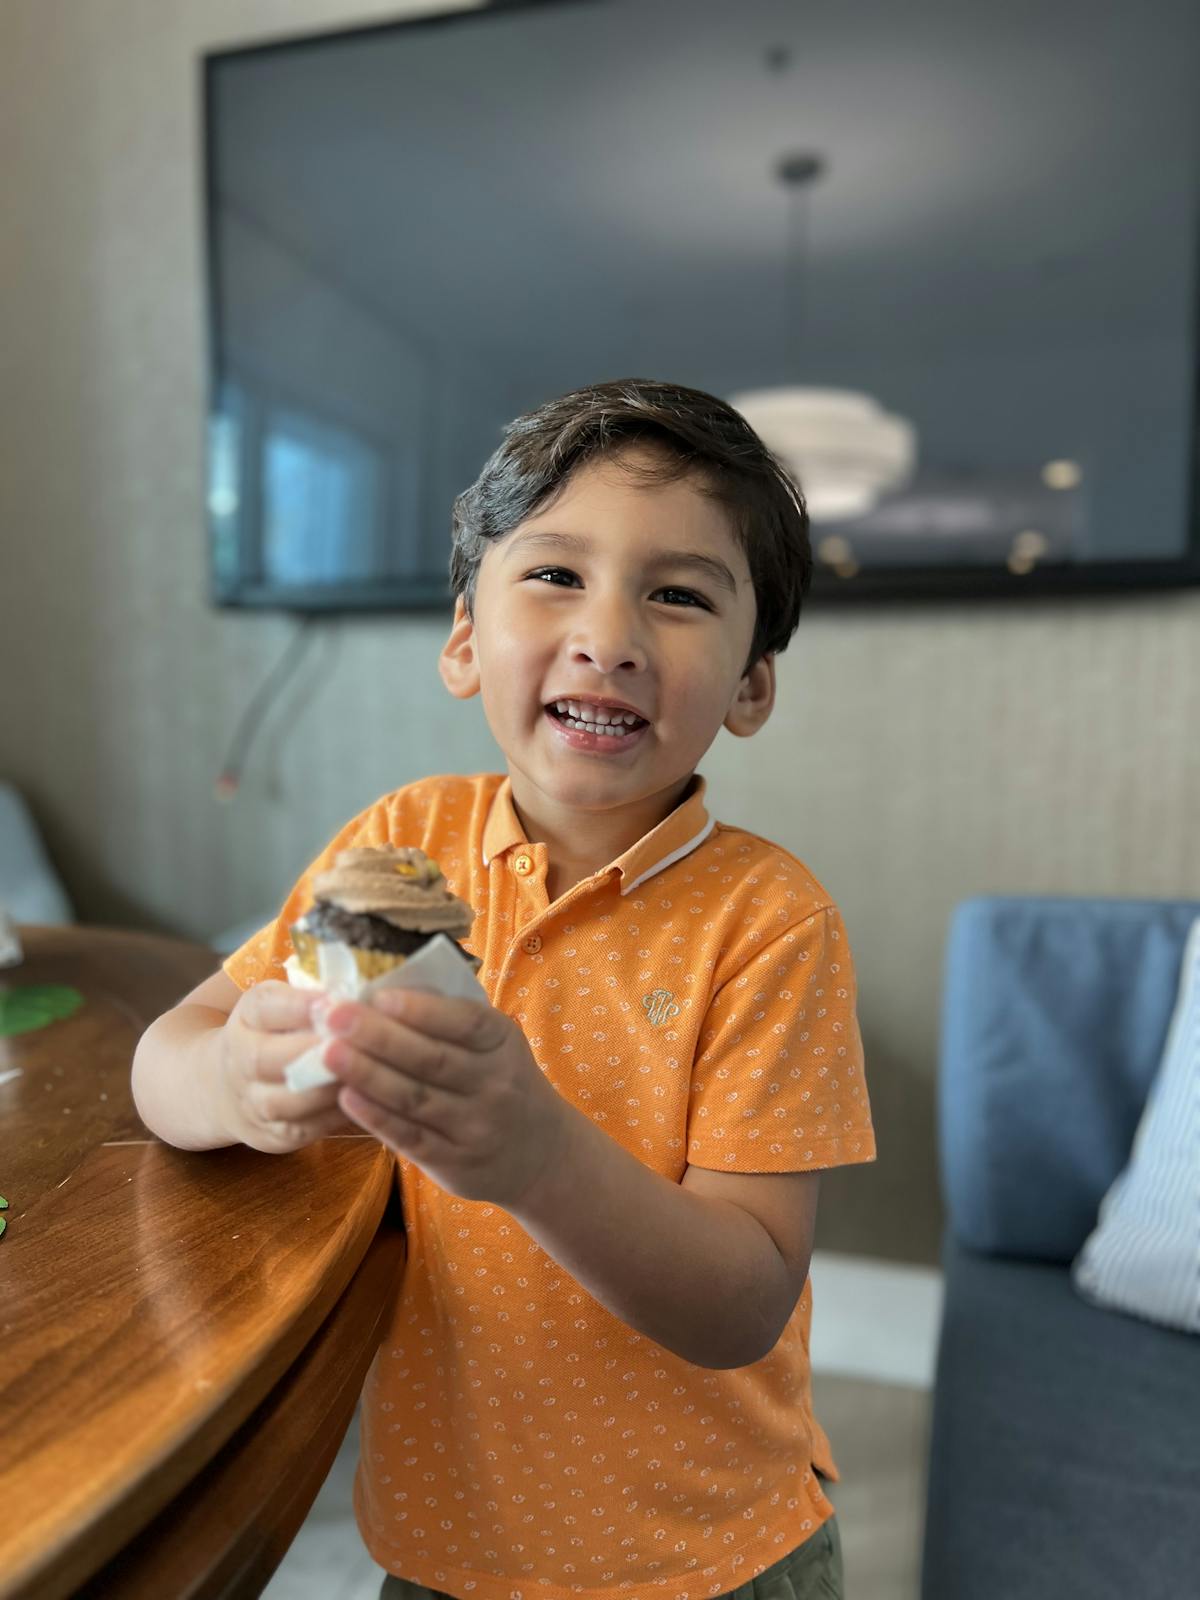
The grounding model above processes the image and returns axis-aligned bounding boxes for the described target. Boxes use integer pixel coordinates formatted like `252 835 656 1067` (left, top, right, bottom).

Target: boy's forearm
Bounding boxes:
508 1107 793 1369
131 1007 239 1150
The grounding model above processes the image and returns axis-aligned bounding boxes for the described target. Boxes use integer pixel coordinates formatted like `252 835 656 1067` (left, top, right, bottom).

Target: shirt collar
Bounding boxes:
481 778 528 868
482 775 714 894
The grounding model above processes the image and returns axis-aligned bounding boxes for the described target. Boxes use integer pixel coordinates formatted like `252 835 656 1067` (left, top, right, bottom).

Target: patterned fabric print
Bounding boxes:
224 773 876 1600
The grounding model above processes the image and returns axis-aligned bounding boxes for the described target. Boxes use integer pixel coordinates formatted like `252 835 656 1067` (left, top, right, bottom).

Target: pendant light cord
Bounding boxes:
776 152 824 380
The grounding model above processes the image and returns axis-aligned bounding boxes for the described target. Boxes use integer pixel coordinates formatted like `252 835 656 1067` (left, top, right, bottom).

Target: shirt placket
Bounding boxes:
491 857 618 1001
487 845 545 994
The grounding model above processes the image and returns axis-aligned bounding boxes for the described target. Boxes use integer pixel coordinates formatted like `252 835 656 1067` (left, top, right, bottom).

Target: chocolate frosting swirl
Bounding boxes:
310 845 474 936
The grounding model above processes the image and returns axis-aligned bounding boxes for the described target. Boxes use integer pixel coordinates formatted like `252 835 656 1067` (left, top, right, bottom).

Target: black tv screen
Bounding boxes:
203 0 1200 608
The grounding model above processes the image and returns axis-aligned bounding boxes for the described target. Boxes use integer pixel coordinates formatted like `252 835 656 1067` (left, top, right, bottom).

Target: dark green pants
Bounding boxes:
379 1515 843 1600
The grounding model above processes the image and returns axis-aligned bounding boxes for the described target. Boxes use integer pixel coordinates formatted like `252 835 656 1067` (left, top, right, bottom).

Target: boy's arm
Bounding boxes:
131 970 245 1149
135 791 401 1151
131 970 347 1153
511 1118 820 1370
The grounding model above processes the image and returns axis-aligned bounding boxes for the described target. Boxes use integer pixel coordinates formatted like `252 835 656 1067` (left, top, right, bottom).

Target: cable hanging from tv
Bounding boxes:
215 621 319 799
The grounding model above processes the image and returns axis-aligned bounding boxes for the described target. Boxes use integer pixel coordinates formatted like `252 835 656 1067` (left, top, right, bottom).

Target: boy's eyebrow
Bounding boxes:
505 530 740 594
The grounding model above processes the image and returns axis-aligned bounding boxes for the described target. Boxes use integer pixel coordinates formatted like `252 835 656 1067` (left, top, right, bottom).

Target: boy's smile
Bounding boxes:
544 694 651 751
440 446 776 879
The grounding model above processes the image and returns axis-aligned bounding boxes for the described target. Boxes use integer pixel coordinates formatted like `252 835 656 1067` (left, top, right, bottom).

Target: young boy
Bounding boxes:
133 379 875 1600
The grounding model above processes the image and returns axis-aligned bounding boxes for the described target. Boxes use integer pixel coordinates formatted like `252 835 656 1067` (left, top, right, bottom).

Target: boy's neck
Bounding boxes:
509 773 695 901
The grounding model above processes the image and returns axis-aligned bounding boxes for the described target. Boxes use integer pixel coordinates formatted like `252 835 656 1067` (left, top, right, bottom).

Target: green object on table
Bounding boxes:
0 1195 8 1208
0 984 84 1036
0 1216 6 1238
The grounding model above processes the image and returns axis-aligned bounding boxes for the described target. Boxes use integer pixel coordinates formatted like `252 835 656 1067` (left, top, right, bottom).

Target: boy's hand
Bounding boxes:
316 989 576 1207
220 981 359 1154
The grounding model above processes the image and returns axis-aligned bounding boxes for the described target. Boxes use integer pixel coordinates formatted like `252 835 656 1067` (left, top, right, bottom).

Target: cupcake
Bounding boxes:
289 844 475 983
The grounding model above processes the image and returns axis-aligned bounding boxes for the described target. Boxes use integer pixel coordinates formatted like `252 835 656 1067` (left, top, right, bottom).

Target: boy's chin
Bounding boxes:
516 764 692 813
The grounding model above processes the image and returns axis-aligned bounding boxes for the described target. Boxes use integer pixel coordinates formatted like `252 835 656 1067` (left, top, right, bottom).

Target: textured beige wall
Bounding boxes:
3 0 1199 1263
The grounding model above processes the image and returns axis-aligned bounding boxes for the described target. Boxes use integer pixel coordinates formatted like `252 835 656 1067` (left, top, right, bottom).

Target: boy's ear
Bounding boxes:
438 596 482 700
724 652 776 738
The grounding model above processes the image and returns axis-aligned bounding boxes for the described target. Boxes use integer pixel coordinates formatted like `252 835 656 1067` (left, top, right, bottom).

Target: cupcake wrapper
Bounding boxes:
283 933 488 1093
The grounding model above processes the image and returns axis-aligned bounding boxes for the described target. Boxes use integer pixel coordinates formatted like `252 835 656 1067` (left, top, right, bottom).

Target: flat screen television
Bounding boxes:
202 0 1200 608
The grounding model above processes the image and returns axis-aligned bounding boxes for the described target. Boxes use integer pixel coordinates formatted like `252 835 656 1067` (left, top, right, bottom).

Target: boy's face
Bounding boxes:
440 446 775 837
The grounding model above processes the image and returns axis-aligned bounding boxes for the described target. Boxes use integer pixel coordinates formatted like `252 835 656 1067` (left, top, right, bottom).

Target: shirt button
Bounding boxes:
513 853 533 876
522 933 543 954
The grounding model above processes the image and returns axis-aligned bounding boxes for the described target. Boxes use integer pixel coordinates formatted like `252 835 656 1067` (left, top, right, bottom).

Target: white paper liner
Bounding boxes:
283 933 487 1092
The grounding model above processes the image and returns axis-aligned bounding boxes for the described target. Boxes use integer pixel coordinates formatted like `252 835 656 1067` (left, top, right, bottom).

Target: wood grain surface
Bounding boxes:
0 926 399 1600
1 923 222 1202
75 1216 405 1600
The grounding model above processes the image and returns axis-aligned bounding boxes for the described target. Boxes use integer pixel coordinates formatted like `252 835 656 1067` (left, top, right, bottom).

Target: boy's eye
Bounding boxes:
653 587 711 609
523 569 711 609
526 566 580 587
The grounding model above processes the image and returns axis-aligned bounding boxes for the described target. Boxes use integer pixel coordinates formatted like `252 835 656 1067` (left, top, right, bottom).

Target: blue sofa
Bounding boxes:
921 896 1200 1600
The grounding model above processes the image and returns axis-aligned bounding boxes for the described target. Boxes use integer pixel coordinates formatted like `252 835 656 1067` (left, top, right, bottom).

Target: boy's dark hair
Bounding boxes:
449 378 811 667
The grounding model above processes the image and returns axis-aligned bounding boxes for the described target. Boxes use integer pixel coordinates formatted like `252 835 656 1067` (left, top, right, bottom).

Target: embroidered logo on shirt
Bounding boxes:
642 988 680 1027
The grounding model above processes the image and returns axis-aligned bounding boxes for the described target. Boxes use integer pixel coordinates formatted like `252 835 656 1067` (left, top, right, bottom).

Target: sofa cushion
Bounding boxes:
939 895 1200 1261
921 1239 1200 1600
1072 916 1200 1333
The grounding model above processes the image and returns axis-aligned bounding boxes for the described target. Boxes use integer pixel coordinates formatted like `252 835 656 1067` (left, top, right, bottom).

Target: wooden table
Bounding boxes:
0 926 404 1600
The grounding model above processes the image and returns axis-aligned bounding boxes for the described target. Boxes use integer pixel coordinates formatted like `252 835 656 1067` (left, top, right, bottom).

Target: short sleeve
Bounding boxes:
222 797 395 991
686 904 875 1173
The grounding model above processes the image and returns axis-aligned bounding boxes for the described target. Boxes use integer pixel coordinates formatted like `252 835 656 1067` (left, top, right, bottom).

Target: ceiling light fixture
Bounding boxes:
731 151 916 523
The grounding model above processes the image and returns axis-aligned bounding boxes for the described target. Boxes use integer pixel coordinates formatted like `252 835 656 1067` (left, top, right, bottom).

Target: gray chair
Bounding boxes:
0 780 73 923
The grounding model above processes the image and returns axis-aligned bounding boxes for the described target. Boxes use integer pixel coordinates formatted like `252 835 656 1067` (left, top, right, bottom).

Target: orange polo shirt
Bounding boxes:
225 772 874 1600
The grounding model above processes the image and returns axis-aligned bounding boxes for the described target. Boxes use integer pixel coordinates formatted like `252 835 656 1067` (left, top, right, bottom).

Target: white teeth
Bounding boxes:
549 700 645 735
566 717 631 735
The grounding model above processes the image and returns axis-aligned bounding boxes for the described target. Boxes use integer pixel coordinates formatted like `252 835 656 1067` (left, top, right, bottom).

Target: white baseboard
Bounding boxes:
807 1250 944 1390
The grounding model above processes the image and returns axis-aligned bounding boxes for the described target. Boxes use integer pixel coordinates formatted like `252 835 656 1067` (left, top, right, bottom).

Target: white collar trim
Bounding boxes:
621 816 716 894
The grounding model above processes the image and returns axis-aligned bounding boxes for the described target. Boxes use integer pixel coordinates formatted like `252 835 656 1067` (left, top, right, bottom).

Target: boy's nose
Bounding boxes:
567 598 647 675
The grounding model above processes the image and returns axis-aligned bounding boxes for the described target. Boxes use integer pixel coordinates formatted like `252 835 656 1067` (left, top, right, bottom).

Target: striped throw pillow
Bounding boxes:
1072 916 1200 1333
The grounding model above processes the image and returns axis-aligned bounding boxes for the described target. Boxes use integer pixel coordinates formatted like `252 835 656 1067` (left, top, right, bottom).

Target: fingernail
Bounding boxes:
324 1003 357 1036
310 996 333 1031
